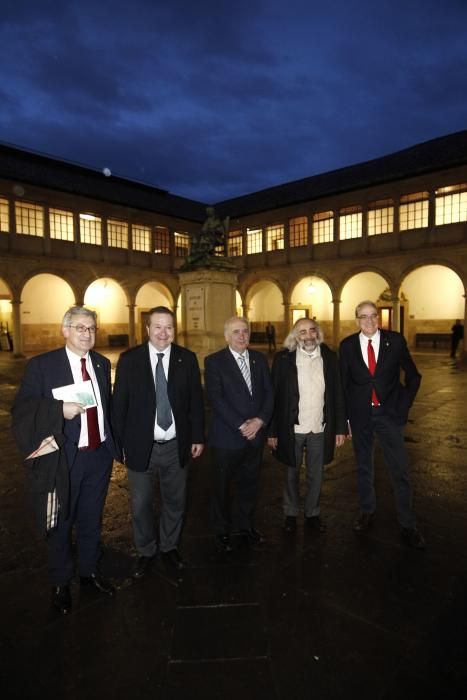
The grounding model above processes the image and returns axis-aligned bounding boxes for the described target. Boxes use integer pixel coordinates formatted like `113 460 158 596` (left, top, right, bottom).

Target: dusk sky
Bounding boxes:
1 0 466 203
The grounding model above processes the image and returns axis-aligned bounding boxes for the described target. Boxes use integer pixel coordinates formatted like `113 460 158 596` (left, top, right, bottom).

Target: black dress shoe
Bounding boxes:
305 515 327 533
401 527 426 550
216 534 233 553
240 528 264 545
52 585 72 614
162 549 184 570
353 512 375 532
282 516 297 534
132 555 156 579
80 573 115 595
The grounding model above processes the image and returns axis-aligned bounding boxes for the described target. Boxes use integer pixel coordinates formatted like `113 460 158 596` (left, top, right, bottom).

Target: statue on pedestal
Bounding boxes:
181 207 235 270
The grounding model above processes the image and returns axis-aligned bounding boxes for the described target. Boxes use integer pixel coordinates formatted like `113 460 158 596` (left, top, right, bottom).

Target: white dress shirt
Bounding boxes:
65 347 105 448
148 343 176 440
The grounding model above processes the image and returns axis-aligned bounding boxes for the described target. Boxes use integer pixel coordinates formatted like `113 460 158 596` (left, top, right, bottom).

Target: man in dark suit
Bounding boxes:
204 316 274 552
12 306 117 614
339 300 425 549
112 306 204 579
268 318 347 534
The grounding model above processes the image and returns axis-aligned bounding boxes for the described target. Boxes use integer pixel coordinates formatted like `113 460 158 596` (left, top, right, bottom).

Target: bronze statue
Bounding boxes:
182 207 233 269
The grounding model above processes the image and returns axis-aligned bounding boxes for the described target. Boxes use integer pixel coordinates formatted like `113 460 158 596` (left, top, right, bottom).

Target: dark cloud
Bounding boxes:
1 0 467 202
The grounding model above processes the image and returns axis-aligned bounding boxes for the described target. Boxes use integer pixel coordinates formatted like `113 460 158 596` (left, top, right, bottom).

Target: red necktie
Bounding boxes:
80 357 101 449
367 339 380 406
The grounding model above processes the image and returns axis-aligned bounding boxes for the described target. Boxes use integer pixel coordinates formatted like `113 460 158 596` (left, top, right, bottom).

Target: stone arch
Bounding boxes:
244 278 284 344
21 273 76 352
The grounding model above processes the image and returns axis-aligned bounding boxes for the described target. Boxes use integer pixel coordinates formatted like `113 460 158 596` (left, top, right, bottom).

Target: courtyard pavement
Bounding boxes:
0 348 466 699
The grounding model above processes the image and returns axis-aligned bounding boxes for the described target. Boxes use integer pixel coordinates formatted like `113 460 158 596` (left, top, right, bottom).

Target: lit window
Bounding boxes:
399 192 429 230
50 208 74 241
339 206 362 240
132 224 151 252
266 224 284 251
174 231 189 257
80 213 102 245
15 201 44 237
368 199 394 236
228 230 243 256
247 228 262 254
289 216 308 247
155 226 169 254
312 211 334 244
107 219 128 249
435 184 467 225
0 197 9 232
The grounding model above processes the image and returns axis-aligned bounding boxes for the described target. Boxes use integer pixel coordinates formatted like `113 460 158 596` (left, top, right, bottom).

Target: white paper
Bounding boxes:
52 380 97 408
27 436 59 459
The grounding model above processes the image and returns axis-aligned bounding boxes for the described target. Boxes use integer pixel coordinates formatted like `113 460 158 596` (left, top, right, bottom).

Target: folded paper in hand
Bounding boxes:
27 435 59 459
52 379 97 409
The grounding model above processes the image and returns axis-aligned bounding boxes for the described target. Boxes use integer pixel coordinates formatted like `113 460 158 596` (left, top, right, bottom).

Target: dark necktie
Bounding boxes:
156 353 172 430
80 357 101 449
367 339 380 406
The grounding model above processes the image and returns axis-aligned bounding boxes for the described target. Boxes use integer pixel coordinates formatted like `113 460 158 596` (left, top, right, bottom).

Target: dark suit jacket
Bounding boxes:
339 329 421 431
11 347 116 532
112 342 204 471
204 347 273 449
269 343 347 466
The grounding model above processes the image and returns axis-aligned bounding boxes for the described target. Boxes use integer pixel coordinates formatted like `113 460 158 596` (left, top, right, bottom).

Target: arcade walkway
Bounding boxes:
1 350 466 699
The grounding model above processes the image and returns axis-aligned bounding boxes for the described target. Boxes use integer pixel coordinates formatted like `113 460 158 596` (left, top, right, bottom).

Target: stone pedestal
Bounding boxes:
178 267 238 367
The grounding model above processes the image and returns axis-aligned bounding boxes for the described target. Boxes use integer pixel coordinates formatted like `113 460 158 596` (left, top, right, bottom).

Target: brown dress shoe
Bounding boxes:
353 512 375 532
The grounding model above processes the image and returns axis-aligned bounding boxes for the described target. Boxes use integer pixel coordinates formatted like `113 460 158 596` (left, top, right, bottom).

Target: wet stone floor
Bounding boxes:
1 351 466 699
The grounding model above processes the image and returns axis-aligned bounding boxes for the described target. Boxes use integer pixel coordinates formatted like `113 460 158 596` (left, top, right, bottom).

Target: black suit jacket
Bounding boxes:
339 329 421 431
204 347 273 449
112 342 204 471
269 343 347 466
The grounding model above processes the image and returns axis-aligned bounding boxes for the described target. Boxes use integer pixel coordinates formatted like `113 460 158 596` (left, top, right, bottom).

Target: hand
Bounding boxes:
239 417 264 440
335 434 346 447
63 401 85 420
267 437 278 450
191 443 204 458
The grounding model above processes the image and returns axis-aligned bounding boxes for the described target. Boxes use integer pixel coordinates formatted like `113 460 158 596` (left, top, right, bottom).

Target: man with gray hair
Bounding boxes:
268 317 347 534
12 306 117 614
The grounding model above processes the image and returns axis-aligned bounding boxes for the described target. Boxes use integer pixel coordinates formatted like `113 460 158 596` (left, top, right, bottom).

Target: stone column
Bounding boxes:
391 295 400 333
127 303 136 347
463 293 467 358
332 297 341 349
11 298 24 358
283 301 291 337
178 267 238 367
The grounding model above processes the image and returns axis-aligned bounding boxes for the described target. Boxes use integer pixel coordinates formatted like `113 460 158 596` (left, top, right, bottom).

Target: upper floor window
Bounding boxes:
50 208 74 241
15 200 44 237
155 226 170 255
312 210 334 244
368 199 394 236
174 231 189 257
247 228 263 254
0 197 9 232
339 206 362 240
108 219 129 249
266 224 284 251
289 216 308 247
399 192 429 230
435 184 467 225
80 213 102 245
228 230 242 256
132 224 151 252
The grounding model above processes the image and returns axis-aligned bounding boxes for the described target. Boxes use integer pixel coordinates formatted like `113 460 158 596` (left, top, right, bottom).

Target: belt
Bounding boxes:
153 438 176 445
79 442 103 451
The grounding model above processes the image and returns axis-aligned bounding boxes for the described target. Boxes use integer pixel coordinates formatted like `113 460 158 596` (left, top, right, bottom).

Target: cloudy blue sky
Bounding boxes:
1 0 466 203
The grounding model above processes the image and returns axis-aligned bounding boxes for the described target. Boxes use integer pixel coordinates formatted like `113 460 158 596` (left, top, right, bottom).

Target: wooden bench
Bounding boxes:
415 332 451 349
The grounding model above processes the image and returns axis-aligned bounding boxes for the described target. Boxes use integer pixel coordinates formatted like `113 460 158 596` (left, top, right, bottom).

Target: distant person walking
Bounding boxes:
450 319 464 358
265 322 276 352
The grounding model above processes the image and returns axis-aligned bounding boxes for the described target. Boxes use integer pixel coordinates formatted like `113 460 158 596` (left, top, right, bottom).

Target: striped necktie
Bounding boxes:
238 354 252 394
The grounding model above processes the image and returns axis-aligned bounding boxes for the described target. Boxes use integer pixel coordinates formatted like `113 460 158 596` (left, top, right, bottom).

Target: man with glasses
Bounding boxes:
12 306 117 614
339 300 425 549
268 318 347 535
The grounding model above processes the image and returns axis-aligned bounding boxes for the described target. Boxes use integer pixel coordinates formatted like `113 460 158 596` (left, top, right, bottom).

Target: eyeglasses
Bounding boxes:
68 324 98 334
357 314 378 320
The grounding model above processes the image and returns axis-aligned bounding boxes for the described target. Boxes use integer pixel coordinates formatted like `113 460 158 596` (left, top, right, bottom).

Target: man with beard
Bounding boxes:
268 318 347 534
